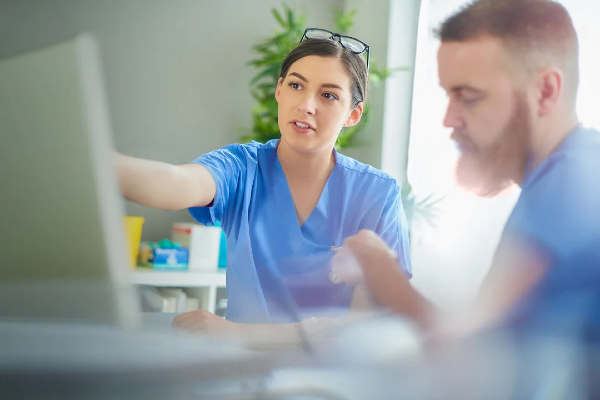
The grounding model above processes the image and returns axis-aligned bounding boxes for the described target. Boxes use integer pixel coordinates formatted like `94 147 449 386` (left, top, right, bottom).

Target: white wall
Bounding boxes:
0 0 343 240
380 0 421 183
562 0 600 129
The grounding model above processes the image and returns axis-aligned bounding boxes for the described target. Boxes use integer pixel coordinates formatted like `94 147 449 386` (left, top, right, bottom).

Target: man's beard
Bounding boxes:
454 94 530 197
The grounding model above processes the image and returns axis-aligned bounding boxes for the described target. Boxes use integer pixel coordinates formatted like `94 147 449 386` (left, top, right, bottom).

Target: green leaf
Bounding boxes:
296 14 307 30
334 8 357 35
286 4 295 28
271 8 286 28
250 64 281 85
370 74 382 85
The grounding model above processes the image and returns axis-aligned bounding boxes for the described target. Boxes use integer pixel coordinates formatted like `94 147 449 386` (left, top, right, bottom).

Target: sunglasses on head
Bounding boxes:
300 28 370 70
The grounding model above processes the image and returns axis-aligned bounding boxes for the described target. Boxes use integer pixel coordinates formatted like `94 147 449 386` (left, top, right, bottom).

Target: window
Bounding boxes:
404 0 599 307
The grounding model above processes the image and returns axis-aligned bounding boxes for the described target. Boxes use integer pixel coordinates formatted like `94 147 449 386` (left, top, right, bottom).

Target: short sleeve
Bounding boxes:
187 144 248 227
505 155 600 262
374 182 413 277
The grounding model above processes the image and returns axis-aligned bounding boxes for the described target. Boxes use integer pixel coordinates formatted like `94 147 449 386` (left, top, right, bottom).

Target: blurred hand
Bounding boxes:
337 230 428 325
172 309 239 335
343 230 398 273
330 246 364 286
331 230 398 285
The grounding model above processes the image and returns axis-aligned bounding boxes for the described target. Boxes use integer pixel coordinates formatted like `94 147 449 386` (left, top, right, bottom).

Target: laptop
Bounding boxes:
0 35 274 397
0 34 138 326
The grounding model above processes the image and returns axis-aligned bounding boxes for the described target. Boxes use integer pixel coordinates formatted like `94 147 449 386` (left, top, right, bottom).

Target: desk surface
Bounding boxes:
0 320 272 398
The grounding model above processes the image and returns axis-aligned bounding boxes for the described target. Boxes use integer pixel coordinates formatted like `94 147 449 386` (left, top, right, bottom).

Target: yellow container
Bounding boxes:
123 216 145 268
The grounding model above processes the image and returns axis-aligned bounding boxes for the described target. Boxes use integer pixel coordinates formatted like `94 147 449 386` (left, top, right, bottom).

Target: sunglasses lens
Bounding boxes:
340 37 365 53
305 29 332 39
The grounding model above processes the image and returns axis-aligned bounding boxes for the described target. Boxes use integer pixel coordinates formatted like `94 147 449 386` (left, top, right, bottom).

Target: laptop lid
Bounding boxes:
0 34 140 328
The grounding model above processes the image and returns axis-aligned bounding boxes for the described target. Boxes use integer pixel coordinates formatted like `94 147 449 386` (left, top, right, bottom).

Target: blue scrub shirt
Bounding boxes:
499 126 600 341
189 140 411 323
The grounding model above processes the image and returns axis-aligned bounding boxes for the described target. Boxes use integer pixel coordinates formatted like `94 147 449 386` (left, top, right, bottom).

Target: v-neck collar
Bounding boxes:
271 141 341 255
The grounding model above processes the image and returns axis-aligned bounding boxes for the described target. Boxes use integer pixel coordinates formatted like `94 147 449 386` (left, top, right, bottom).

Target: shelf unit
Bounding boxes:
131 269 226 314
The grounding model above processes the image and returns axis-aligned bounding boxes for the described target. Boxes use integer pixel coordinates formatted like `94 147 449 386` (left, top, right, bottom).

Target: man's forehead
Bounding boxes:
437 37 511 90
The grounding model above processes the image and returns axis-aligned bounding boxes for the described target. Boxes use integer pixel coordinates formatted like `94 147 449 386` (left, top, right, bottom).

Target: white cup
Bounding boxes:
187 225 222 272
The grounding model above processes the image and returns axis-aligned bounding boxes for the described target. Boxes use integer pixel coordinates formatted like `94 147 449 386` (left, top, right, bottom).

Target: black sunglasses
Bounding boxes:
300 28 370 70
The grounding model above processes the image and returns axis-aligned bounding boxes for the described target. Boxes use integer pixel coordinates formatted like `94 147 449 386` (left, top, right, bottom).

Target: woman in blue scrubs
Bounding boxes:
118 29 411 332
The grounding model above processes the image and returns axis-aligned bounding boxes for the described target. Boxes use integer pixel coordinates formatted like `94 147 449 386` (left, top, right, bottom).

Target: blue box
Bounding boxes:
152 247 189 270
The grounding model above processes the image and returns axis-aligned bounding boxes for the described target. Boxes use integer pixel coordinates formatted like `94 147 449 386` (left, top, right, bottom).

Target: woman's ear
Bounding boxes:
275 77 284 103
343 102 364 127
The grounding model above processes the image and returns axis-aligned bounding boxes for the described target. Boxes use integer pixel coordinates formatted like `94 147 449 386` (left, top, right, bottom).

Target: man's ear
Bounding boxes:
275 77 284 103
343 102 365 127
535 68 563 117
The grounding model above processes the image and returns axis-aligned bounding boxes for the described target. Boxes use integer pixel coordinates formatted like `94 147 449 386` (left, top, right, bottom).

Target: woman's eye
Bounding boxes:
323 92 339 101
289 82 302 90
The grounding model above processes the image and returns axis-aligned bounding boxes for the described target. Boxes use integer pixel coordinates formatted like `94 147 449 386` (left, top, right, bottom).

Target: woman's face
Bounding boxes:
275 55 363 154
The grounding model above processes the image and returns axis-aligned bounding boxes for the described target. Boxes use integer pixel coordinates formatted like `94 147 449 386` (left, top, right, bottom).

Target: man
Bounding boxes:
338 0 600 340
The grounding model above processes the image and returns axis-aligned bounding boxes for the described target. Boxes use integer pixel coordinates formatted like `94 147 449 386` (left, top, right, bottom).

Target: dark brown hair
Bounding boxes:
437 0 579 103
280 38 368 108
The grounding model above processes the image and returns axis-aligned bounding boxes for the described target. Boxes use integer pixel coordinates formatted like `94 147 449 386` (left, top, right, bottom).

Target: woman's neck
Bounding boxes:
277 140 335 183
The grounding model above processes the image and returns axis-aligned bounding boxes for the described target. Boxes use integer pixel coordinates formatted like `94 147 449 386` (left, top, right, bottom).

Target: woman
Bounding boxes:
118 29 411 332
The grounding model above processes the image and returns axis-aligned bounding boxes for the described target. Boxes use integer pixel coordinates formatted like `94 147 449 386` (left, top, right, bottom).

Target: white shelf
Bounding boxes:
131 269 226 288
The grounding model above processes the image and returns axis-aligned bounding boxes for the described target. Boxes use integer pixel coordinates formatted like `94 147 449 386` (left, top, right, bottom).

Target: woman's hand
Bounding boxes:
172 309 240 335
171 310 341 350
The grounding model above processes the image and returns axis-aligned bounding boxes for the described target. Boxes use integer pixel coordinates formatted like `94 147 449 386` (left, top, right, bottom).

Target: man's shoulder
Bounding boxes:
508 126 600 256
523 126 600 193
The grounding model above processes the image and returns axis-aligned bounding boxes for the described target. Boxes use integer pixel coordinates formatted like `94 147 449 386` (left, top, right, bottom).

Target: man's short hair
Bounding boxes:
436 0 579 104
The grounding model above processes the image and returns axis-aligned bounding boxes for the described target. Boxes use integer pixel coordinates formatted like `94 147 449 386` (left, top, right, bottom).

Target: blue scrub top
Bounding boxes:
189 140 411 323
499 126 600 341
